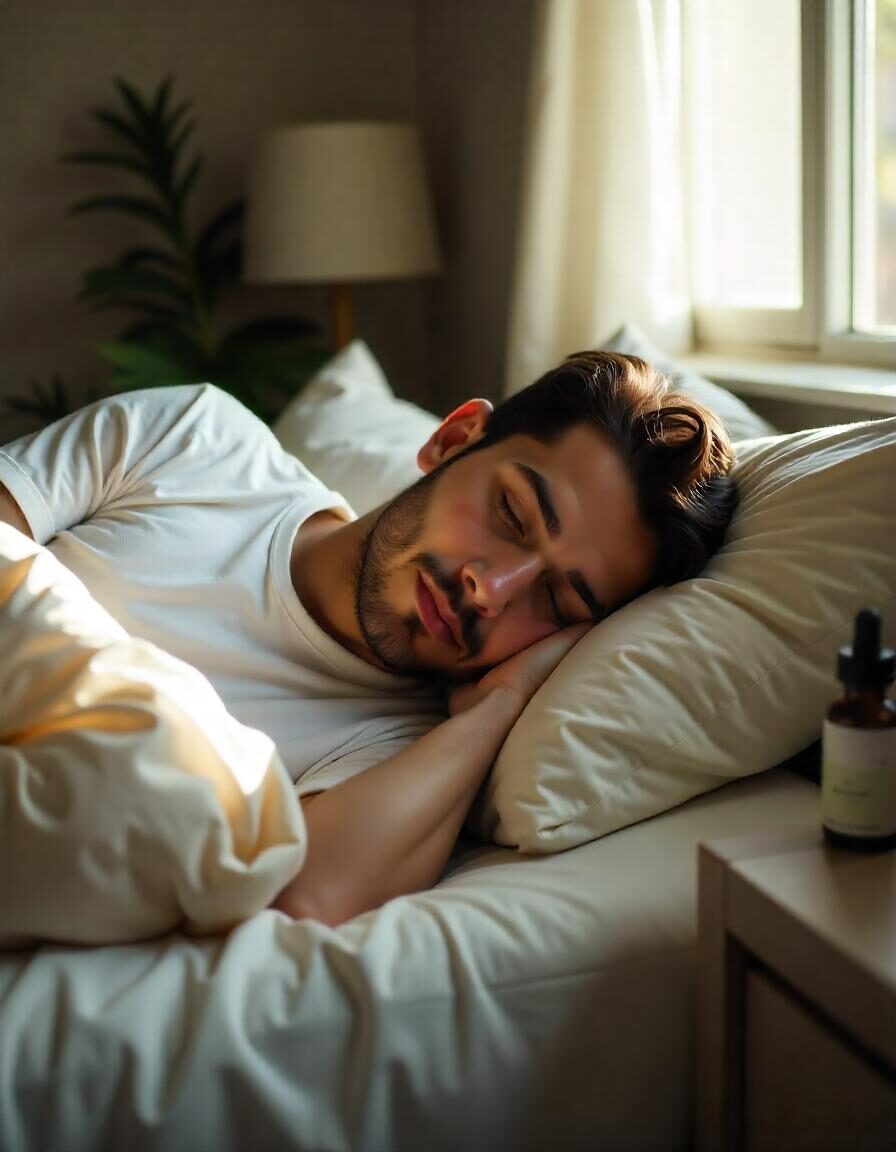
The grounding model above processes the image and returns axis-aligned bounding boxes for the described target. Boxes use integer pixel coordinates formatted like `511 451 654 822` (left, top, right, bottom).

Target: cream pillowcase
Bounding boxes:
465 417 896 852
0 525 307 948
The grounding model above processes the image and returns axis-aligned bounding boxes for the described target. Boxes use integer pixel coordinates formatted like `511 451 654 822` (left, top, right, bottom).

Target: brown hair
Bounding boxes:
469 351 738 590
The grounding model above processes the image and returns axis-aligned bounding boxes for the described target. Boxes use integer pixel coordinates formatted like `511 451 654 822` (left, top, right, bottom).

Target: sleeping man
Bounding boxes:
0 350 737 927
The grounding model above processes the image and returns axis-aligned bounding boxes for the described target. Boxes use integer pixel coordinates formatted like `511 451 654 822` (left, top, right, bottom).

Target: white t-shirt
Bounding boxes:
0 383 443 795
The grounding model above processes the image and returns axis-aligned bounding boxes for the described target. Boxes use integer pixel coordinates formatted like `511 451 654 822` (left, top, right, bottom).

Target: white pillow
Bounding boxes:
273 340 439 514
0 525 307 948
465 417 896 852
601 322 778 442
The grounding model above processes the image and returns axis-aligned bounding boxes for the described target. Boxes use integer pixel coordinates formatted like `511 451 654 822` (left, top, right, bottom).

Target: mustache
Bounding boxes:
416 552 483 659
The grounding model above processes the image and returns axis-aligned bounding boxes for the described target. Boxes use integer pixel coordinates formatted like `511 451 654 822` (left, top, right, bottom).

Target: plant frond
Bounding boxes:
162 98 193 138
174 155 203 211
69 194 178 241
153 74 174 122
169 119 197 166
81 263 192 307
120 246 180 270
113 77 156 139
60 150 150 178
98 339 198 381
89 107 146 153
196 200 244 262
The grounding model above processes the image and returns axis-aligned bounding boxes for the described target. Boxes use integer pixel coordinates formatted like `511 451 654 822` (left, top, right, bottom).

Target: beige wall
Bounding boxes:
418 0 536 413
0 0 534 435
0 0 430 437
0 0 538 439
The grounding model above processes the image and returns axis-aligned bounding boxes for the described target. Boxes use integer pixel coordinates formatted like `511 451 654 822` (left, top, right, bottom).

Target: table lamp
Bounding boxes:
243 121 442 349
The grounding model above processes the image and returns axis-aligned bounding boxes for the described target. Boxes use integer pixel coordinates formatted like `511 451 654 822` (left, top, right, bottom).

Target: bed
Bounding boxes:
1 768 819 1152
1 331 893 1152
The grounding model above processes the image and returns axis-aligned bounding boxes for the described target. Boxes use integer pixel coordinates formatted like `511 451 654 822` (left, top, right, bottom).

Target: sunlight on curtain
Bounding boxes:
855 0 896 331
505 0 690 397
686 0 802 310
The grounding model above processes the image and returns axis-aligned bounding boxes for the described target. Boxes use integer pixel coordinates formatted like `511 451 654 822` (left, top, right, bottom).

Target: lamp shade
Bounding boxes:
243 121 441 284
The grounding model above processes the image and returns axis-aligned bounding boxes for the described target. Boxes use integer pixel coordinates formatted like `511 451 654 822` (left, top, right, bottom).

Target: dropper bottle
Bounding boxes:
822 608 896 852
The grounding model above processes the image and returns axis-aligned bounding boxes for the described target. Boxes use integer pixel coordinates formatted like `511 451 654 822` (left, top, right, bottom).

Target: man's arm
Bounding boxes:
0 482 33 539
270 624 589 927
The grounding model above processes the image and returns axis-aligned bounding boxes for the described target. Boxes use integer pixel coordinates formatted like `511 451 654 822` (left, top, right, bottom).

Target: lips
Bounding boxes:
416 572 460 648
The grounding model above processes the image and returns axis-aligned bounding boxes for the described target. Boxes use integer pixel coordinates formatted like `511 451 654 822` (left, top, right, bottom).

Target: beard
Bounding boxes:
352 464 485 678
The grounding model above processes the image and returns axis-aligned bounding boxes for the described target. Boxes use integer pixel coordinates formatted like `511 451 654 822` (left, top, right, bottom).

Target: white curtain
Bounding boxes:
505 0 692 396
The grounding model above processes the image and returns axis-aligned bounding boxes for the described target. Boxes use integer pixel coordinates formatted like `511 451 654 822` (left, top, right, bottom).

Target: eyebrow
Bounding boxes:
512 462 607 622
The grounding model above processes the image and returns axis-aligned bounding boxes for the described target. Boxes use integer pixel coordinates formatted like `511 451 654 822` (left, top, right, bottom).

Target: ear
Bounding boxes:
417 398 494 473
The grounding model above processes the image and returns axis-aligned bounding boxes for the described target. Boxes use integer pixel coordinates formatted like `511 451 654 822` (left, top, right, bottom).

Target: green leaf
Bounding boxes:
174 154 203 209
169 119 196 167
194 201 244 307
69 194 177 241
111 77 193 207
97 340 198 382
198 239 241 304
211 342 327 422
60 150 150 178
0 374 103 426
217 336 327 389
117 320 200 360
81 263 192 307
153 74 174 122
89 107 146 153
195 201 243 278
84 296 189 327
162 98 192 139
120 246 180 271
113 77 155 139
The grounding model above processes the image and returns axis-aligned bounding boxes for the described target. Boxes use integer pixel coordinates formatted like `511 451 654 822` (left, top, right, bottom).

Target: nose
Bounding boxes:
460 547 543 617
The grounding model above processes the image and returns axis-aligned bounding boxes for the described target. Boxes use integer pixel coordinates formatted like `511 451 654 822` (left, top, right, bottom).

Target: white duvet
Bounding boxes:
0 767 820 1152
0 523 306 948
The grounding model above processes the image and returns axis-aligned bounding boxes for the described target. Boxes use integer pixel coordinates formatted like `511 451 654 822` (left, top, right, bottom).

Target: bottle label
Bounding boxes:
822 720 896 837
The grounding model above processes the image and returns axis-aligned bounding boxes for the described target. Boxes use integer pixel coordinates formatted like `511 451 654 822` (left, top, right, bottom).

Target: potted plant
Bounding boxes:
61 74 327 421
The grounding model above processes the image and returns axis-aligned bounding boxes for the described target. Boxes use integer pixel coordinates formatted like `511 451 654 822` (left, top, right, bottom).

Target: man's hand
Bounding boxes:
271 622 593 927
447 623 591 718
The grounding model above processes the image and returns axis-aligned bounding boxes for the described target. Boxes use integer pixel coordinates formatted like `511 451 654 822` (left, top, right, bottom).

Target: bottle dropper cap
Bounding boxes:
838 609 895 689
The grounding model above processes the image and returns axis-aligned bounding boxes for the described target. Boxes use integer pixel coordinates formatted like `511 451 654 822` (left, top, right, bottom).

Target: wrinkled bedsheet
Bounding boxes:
0 770 820 1152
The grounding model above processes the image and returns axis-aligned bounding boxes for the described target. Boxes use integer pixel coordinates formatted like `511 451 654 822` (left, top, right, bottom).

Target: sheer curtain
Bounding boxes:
505 0 691 396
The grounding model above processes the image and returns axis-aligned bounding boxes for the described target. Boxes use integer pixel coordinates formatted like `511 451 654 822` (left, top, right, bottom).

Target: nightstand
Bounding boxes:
696 826 896 1152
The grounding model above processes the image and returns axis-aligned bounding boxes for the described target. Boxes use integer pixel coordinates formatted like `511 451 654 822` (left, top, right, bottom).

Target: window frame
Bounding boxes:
690 0 896 369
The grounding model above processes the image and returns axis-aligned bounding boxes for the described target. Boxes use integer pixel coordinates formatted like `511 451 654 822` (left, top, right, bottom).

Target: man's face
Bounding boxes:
353 416 658 679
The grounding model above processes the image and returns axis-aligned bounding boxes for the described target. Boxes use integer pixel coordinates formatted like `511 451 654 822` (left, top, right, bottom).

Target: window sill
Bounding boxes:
679 353 896 416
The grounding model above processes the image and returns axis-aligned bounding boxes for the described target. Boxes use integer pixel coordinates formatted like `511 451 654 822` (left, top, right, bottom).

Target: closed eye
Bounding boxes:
501 490 566 624
545 581 565 626
499 490 524 538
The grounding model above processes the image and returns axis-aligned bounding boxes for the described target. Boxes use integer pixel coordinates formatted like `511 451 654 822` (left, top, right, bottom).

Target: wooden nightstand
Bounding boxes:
696 826 896 1152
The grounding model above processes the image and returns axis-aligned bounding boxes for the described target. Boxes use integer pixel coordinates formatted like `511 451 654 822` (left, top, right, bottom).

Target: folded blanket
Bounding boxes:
0 524 306 948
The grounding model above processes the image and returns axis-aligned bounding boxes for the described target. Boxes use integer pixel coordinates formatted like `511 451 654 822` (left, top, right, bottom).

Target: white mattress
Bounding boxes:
0 769 820 1152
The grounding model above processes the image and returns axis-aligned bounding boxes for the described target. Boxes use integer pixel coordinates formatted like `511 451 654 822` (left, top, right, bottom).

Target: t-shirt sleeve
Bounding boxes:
0 383 275 544
292 720 442 798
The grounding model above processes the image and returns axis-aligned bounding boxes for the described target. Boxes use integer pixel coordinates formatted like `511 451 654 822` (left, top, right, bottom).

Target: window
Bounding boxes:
688 0 803 313
685 0 896 367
